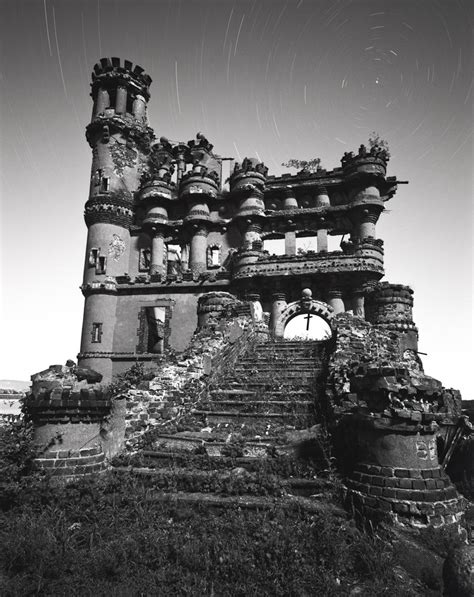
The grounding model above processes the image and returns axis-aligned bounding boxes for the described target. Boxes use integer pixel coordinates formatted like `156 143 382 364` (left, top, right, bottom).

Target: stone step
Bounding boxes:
192 410 314 426
209 388 311 397
150 433 283 457
237 358 322 365
198 400 314 413
233 364 322 372
113 465 332 498
221 381 318 391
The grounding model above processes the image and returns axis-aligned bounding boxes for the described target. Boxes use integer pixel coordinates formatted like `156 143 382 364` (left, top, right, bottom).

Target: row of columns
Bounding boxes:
93 87 147 119
268 288 365 322
148 225 208 276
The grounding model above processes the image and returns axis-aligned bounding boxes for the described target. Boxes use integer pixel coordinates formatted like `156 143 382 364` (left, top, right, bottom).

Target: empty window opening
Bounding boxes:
139 248 151 271
263 237 285 255
327 234 344 252
284 314 332 341
101 177 110 192
89 248 100 267
296 236 318 253
147 307 166 353
167 245 182 275
207 244 221 268
210 248 220 266
96 255 107 274
91 323 103 343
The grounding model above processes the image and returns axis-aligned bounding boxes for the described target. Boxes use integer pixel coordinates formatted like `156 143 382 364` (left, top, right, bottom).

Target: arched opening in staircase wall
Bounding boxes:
283 313 332 341
274 299 334 340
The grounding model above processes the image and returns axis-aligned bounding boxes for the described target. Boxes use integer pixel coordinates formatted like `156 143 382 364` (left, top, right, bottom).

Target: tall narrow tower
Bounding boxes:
79 58 153 379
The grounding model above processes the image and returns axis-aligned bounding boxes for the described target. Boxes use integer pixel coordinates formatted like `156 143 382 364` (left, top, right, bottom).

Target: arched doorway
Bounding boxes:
283 313 332 341
273 294 334 340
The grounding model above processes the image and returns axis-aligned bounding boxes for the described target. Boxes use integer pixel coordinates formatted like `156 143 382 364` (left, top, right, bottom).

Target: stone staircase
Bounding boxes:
114 340 334 505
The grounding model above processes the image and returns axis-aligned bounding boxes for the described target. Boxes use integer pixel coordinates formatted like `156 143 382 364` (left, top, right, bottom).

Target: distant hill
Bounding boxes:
0 380 30 392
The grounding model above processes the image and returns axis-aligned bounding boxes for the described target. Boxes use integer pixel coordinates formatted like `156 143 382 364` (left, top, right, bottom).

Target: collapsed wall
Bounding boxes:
326 283 469 529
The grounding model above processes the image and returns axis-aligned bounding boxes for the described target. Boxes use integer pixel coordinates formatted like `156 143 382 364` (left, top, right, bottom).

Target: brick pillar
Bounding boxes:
344 417 465 529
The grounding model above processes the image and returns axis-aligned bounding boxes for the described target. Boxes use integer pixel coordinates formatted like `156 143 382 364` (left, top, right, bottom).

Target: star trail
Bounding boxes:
0 0 472 396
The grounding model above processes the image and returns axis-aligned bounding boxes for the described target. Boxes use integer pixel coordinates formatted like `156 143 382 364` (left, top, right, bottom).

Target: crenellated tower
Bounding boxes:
79 58 153 378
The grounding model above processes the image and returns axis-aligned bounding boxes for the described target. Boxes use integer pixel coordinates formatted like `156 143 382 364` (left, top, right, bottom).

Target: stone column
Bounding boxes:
271 292 287 336
327 289 345 314
283 189 298 209
285 230 296 255
359 210 378 240
132 94 146 119
189 226 208 273
317 227 328 252
243 221 262 249
180 243 189 271
115 85 127 114
95 88 109 115
315 186 330 207
150 228 166 277
352 288 365 317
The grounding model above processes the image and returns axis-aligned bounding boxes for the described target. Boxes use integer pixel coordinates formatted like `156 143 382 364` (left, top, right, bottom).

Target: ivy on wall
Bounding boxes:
110 139 138 175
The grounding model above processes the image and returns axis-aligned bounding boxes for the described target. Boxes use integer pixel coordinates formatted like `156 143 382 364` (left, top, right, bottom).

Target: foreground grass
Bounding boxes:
0 471 428 597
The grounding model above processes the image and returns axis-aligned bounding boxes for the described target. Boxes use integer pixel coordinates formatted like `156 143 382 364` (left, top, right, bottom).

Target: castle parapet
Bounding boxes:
342 144 389 180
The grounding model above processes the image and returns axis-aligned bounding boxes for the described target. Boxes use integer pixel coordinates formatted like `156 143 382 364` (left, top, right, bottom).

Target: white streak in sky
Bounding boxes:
223 6 234 50
464 78 473 105
256 102 262 129
175 61 181 114
304 85 307 104
272 113 281 138
43 0 52 56
234 14 245 57
52 7 68 98
81 13 89 73
97 0 102 57
233 142 242 161
226 42 233 83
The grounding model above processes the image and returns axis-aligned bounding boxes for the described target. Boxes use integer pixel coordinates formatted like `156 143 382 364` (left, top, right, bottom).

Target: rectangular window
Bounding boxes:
139 248 151 271
102 177 110 192
89 248 100 267
96 255 107 274
91 323 103 343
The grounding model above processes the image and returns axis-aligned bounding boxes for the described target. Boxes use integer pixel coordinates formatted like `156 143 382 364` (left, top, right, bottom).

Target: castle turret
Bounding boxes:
181 133 220 274
230 157 268 249
79 58 153 378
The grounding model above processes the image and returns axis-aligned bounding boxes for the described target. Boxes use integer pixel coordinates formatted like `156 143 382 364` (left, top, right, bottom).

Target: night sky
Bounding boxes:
0 0 472 397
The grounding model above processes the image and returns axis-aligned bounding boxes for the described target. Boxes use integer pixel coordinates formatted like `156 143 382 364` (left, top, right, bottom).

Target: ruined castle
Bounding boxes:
26 58 472 531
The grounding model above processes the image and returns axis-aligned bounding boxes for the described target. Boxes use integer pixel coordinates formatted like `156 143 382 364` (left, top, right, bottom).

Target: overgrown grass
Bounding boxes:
0 472 425 597
0 420 433 596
